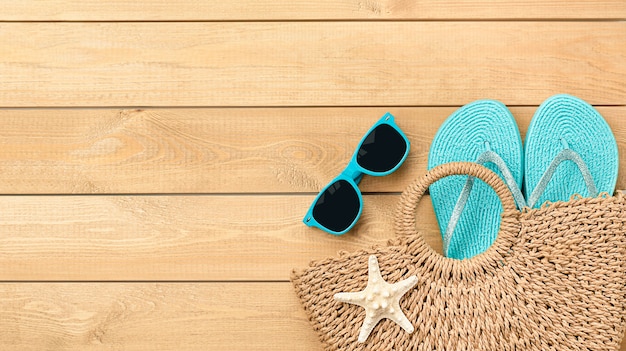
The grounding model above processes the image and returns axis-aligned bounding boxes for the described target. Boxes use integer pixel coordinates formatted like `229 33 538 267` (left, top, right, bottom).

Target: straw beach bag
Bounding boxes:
292 162 626 351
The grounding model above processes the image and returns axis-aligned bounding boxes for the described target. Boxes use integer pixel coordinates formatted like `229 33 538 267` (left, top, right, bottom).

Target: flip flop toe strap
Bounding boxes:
526 148 598 208
443 150 524 256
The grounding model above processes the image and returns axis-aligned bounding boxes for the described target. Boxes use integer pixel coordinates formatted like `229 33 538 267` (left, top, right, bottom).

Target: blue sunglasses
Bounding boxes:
303 113 410 235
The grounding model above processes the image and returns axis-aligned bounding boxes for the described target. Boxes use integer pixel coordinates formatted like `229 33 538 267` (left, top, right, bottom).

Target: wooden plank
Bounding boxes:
0 282 322 351
1 22 625 107
0 106 624 194
1 0 625 20
0 194 442 281
0 282 624 350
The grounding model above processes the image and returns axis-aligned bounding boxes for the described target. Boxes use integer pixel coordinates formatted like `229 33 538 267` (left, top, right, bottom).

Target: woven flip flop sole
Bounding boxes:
524 94 618 208
428 100 523 259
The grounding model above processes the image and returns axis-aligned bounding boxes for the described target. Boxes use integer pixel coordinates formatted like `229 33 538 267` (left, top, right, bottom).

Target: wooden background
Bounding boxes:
0 1 625 349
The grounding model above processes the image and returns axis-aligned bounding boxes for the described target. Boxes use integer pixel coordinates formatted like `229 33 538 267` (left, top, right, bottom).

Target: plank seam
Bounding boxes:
0 19 625 23
0 105 624 110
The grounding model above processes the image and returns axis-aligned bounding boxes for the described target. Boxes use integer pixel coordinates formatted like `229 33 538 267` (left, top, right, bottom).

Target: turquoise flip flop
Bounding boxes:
428 100 524 260
524 94 618 208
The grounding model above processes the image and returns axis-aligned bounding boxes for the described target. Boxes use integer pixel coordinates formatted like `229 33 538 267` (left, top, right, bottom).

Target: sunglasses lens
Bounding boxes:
312 180 360 233
357 124 407 172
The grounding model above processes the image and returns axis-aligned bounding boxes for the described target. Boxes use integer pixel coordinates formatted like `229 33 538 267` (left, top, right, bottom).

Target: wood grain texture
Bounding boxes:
1 0 625 20
0 107 624 194
1 22 625 107
0 283 624 351
0 282 321 351
0 194 442 281
3 2 626 349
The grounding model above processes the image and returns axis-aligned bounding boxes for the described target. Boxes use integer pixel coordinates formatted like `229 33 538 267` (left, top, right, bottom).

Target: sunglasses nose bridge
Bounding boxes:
339 165 364 185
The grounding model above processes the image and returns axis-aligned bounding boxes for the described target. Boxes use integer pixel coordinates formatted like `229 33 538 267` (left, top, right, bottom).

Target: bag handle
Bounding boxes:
395 162 517 238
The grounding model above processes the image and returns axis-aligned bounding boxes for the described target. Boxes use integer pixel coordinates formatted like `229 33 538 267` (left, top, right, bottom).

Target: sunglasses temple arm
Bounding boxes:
354 173 364 184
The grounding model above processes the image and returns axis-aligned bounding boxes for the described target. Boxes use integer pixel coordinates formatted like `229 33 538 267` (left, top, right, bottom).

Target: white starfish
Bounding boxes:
334 255 418 343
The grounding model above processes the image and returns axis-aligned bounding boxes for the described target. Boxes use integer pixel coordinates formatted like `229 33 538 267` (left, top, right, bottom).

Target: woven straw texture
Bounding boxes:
292 162 626 351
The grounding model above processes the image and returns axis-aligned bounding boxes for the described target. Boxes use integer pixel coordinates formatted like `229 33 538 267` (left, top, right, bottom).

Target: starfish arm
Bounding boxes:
393 275 418 295
367 255 385 285
334 291 366 306
358 314 383 343
386 308 415 334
